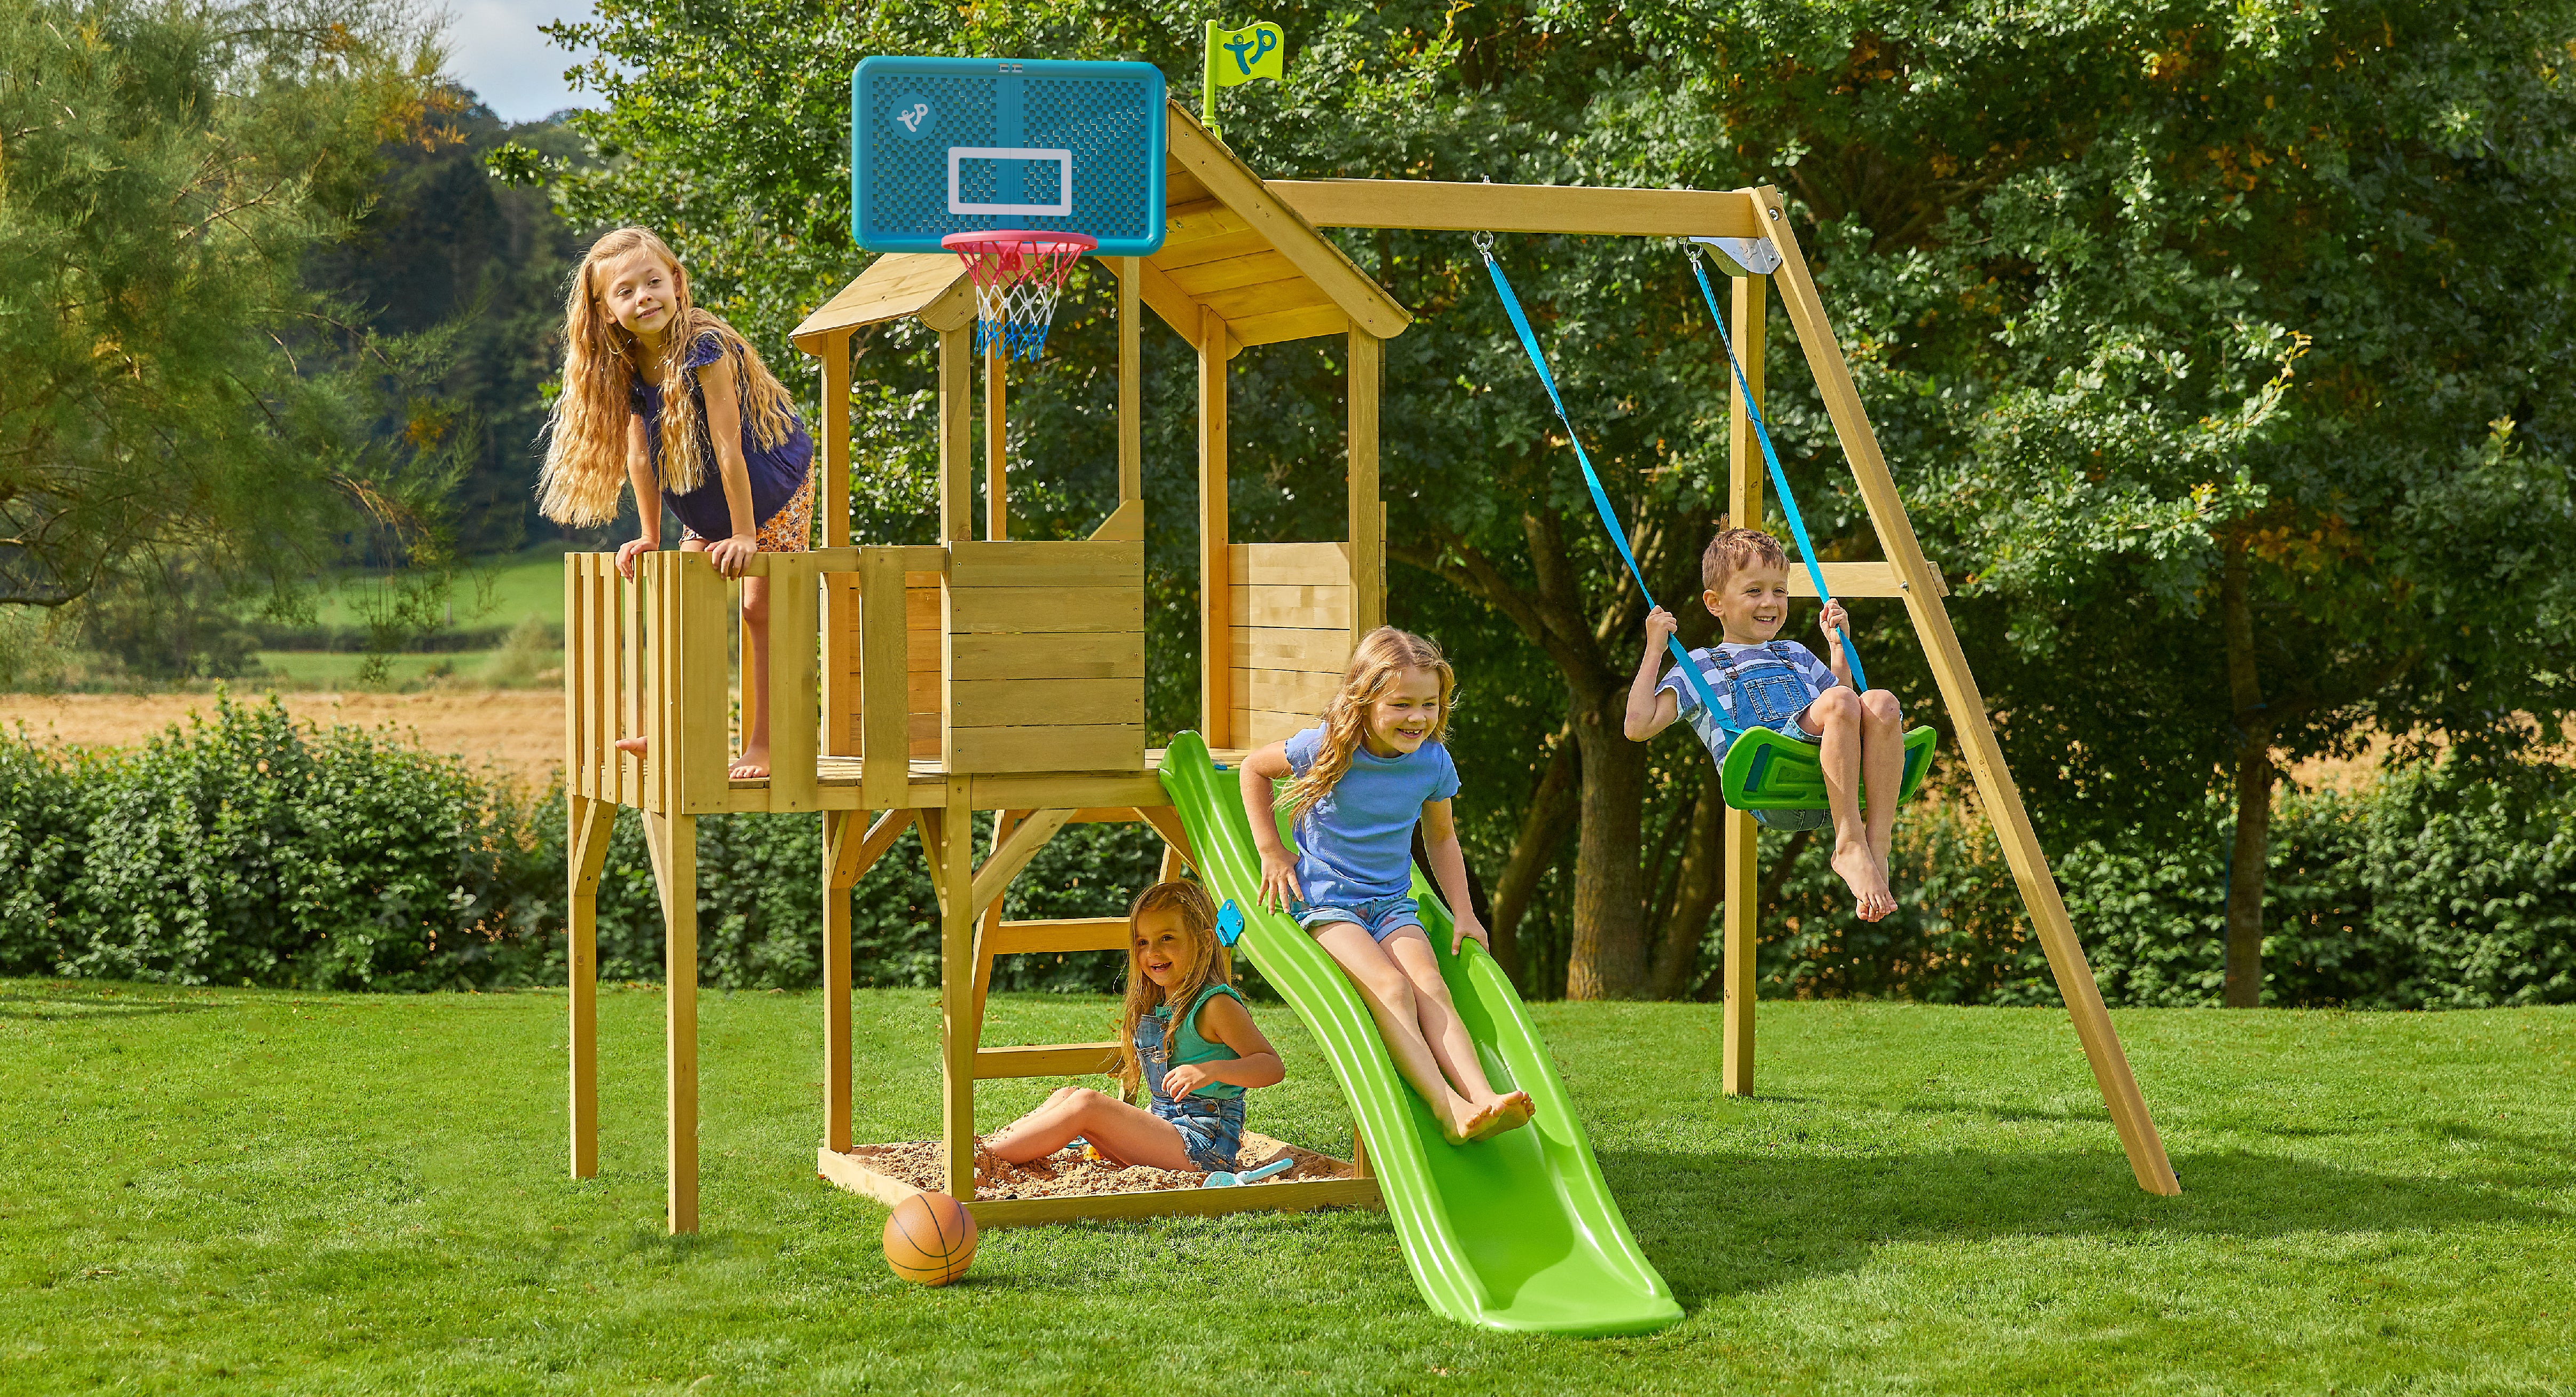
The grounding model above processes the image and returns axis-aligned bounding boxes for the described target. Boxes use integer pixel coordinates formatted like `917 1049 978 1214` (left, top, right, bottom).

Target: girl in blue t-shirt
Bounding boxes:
1239 626 1535 1144
535 226 816 779
983 881 1284 1172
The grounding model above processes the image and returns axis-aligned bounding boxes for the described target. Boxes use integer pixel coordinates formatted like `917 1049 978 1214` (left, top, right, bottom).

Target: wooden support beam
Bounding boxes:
821 330 850 548
973 1043 1125 1079
970 807 1075 922
1348 329 1384 640
1270 179 1765 239
933 788 976 1200
643 809 700 1232
1722 272 1765 1099
821 808 855 1154
1116 257 1142 503
567 793 616 1177
830 807 914 888
857 549 909 811
1755 185 2180 1196
1200 304 1231 747
984 339 1006 541
939 328 971 544
1132 805 1199 875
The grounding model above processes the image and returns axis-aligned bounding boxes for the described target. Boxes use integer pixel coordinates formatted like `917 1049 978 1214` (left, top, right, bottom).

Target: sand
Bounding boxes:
0 690 567 787
848 1132 1354 1202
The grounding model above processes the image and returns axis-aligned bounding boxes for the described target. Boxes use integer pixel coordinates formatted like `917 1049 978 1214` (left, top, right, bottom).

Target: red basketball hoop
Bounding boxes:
942 230 1098 362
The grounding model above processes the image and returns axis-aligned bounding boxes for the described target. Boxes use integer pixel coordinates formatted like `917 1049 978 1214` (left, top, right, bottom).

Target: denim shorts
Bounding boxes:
1152 1094 1245 1171
1294 893 1424 944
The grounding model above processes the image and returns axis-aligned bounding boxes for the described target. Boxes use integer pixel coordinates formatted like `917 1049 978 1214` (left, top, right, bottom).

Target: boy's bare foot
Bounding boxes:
1832 840 1897 922
1467 1090 1534 1140
729 743 771 780
614 736 647 756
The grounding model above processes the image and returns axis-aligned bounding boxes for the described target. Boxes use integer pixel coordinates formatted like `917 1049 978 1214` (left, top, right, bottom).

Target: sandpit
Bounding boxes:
849 1132 1355 1202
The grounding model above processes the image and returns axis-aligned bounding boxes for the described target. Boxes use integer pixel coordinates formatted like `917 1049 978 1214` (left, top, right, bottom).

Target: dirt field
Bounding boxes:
0 690 566 786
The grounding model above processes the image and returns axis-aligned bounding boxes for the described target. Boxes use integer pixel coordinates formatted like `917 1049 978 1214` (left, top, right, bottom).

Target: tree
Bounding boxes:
0 0 464 628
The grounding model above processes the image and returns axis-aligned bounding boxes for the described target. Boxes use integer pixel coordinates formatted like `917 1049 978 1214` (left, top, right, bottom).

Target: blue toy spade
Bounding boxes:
1203 1156 1295 1188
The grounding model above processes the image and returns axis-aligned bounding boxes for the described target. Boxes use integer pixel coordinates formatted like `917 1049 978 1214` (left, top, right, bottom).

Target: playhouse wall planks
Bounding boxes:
1755 185 2180 1197
764 553 822 813
857 549 910 811
943 541 1147 775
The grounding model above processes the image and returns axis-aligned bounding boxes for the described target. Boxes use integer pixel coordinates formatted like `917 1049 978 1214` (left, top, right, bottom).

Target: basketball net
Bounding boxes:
941 231 1098 362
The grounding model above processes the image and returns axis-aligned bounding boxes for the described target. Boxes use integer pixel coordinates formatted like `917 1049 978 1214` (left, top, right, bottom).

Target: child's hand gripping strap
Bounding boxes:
1476 235 1741 740
1684 245 1869 694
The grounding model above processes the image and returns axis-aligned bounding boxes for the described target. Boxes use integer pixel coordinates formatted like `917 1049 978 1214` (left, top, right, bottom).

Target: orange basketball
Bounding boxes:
882 1191 977 1285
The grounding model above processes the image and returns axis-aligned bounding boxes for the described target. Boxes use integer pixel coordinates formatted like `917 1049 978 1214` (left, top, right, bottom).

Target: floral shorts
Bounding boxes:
680 477 813 552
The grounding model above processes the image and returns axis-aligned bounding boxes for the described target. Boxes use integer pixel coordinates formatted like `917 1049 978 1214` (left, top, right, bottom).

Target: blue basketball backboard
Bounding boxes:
851 57 1168 257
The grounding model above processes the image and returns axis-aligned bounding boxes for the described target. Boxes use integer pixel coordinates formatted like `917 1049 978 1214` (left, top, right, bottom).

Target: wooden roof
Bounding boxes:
793 102 1410 357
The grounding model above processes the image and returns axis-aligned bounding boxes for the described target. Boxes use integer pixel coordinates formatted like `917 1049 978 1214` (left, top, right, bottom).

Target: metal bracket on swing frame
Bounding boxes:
1690 233 1783 277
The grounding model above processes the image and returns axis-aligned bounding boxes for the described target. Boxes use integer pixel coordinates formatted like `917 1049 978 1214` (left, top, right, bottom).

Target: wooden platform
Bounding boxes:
818 1135 1382 1228
692 747 1254 814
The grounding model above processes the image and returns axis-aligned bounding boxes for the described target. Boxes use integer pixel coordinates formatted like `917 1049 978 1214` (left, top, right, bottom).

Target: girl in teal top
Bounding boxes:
984 882 1284 1172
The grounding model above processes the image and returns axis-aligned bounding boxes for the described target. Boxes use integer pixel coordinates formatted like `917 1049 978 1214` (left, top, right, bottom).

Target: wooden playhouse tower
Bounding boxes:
560 102 2179 1238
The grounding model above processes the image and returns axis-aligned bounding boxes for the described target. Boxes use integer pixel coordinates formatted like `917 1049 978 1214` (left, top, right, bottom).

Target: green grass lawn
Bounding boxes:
5 984 2570 1394
316 550 570 634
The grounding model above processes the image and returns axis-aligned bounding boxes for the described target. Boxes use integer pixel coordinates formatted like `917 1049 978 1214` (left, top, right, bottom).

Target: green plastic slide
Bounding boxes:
1158 733 1682 1337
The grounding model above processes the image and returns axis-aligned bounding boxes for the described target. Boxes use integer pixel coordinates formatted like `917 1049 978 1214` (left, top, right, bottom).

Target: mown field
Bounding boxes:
4 983 2570 1394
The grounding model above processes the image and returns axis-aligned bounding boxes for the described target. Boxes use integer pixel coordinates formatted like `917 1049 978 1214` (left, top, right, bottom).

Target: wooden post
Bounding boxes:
1722 272 1767 1098
821 330 850 549
1752 185 2180 1196
643 808 700 1232
939 328 972 545
935 788 977 1200
567 793 616 1177
984 339 1007 541
821 808 855 1156
1198 305 1231 747
1348 329 1384 640
1117 257 1142 504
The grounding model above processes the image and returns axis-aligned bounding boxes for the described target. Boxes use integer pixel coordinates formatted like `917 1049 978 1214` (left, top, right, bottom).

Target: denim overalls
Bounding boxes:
1681 642 1831 831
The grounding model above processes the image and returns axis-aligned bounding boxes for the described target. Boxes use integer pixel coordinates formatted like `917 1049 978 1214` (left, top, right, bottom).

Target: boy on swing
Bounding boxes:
1623 526 1909 922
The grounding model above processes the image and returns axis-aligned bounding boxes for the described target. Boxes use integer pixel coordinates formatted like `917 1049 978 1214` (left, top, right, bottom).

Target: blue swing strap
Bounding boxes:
1474 235 1741 741
1683 244 1868 694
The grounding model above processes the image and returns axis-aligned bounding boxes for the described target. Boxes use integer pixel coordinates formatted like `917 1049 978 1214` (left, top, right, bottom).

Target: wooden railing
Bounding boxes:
563 547 931 814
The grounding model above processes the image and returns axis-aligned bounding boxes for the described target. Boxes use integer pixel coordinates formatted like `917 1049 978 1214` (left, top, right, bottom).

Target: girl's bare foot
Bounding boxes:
729 743 771 780
1467 1090 1534 1140
614 736 647 756
1831 840 1897 922
1448 1096 1505 1144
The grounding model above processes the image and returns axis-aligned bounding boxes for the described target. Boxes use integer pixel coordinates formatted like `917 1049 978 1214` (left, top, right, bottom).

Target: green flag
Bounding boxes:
1210 21 1285 85
1202 20 1284 138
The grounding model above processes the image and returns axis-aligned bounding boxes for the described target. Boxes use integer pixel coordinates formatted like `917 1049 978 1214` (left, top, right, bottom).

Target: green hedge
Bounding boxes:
4 697 2568 1006
1758 757 2576 1009
0 696 1156 994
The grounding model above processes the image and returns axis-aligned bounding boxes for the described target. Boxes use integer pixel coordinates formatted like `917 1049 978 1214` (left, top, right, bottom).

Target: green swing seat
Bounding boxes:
1720 724 1940 829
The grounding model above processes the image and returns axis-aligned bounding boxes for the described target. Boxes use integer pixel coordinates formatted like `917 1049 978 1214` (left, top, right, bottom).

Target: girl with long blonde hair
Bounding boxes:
1238 626 1534 1144
983 881 1285 1172
538 226 813 779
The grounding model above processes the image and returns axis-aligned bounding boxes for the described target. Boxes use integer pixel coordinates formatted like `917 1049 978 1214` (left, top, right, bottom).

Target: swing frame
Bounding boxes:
1274 178 2180 1196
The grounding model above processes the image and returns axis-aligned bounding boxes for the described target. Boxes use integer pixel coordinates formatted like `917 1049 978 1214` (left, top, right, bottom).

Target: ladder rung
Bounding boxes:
991 917 1130 955
973 1043 1123 1080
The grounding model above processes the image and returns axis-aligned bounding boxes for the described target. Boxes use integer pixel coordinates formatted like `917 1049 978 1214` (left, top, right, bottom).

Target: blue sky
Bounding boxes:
444 0 604 124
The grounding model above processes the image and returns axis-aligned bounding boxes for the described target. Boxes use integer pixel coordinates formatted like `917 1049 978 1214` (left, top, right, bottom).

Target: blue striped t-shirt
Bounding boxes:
1656 641 1840 730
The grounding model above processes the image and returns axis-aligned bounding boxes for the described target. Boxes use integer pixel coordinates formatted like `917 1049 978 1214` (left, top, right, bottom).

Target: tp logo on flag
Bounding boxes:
1212 22 1284 85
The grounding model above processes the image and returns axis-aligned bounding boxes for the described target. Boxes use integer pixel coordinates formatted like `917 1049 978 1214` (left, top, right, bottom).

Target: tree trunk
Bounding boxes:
1566 692 1652 999
1645 766 1726 999
1488 728 1579 989
2221 542 2272 1009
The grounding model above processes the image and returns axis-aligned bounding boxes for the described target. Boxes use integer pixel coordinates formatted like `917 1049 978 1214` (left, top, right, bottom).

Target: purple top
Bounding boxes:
630 332 813 542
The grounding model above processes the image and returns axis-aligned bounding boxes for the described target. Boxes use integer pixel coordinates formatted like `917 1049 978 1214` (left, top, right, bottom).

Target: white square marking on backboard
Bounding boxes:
946 147 1073 217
